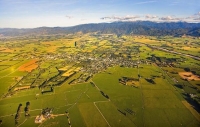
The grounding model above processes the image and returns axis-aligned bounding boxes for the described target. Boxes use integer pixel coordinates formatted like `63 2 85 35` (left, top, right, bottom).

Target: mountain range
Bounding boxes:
0 21 200 37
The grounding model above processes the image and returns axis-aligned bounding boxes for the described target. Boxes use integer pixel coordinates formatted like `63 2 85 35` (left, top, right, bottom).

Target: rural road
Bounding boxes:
148 45 200 60
135 42 200 60
94 101 111 127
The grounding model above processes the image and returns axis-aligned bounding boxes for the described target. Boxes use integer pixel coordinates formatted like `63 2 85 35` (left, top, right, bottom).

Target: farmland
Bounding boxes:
0 33 200 127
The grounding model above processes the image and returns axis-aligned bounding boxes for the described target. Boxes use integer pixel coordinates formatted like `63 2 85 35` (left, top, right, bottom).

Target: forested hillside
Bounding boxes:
0 21 200 37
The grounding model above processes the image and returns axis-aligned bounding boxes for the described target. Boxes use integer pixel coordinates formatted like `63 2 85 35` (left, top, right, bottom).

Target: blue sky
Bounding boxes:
0 0 200 28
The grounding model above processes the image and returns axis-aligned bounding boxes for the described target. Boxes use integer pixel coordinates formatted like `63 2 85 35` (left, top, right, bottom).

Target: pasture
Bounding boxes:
0 34 199 126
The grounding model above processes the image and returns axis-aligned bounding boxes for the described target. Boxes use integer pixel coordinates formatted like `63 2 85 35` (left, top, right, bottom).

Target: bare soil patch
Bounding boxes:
35 115 46 123
179 72 200 81
18 59 38 72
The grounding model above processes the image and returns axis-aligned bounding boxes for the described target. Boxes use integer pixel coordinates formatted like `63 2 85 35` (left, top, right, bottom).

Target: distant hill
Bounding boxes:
0 21 200 37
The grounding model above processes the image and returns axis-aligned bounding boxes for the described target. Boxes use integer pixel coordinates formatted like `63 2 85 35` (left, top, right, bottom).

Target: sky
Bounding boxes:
0 0 200 28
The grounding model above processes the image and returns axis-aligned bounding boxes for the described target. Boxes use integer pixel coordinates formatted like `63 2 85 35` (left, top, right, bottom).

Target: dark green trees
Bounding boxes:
25 102 30 117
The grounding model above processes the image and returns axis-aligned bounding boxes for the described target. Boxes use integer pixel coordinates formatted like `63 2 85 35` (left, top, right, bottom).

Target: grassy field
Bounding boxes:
1 65 199 126
0 34 199 126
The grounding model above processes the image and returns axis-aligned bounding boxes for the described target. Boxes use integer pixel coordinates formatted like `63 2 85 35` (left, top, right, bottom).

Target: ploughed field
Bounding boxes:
0 34 199 127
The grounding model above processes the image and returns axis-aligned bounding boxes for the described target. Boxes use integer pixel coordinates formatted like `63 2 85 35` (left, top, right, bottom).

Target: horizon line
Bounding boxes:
0 20 200 29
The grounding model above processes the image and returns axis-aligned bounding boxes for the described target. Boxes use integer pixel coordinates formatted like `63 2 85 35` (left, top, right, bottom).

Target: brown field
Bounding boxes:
179 72 200 81
18 59 38 72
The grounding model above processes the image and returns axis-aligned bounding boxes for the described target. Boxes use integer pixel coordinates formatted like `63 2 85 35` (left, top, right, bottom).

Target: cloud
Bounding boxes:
134 1 157 5
195 12 200 16
159 16 173 20
66 15 73 19
193 12 200 21
101 15 140 21
193 17 200 21
159 16 182 21
101 11 200 23
145 14 157 19
185 12 200 22
81 19 86 21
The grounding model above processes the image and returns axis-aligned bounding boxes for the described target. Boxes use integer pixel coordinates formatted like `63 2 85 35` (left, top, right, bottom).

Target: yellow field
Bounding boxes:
61 67 79 77
74 67 81 72
41 42 54 45
99 40 107 45
132 36 166 45
62 71 75 77
59 65 73 71
0 48 14 52
181 46 200 52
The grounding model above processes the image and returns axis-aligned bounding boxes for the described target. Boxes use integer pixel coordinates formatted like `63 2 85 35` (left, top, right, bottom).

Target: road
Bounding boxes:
94 101 111 127
135 42 200 61
148 45 200 60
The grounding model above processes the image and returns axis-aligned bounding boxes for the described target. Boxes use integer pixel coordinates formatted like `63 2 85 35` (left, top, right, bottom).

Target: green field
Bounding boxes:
0 34 199 126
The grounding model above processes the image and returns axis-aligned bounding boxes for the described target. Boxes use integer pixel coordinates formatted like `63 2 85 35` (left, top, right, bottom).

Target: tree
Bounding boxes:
17 104 22 113
15 104 22 125
184 68 190 72
25 102 30 116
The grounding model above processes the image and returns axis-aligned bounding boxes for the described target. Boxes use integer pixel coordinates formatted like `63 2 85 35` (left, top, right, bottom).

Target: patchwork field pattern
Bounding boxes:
0 34 199 127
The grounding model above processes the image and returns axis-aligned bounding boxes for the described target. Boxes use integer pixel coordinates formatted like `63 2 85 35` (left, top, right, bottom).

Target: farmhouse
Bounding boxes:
42 107 53 118
35 107 53 123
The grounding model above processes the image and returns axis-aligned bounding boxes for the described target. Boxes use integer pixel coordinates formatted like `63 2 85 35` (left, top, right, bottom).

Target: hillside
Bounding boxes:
0 21 200 37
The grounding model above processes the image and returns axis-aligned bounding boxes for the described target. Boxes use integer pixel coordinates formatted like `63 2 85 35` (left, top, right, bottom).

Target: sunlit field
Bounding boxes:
0 34 199 127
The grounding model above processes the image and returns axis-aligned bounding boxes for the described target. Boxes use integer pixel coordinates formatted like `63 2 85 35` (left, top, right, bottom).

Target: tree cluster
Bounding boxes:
15 104 22 125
